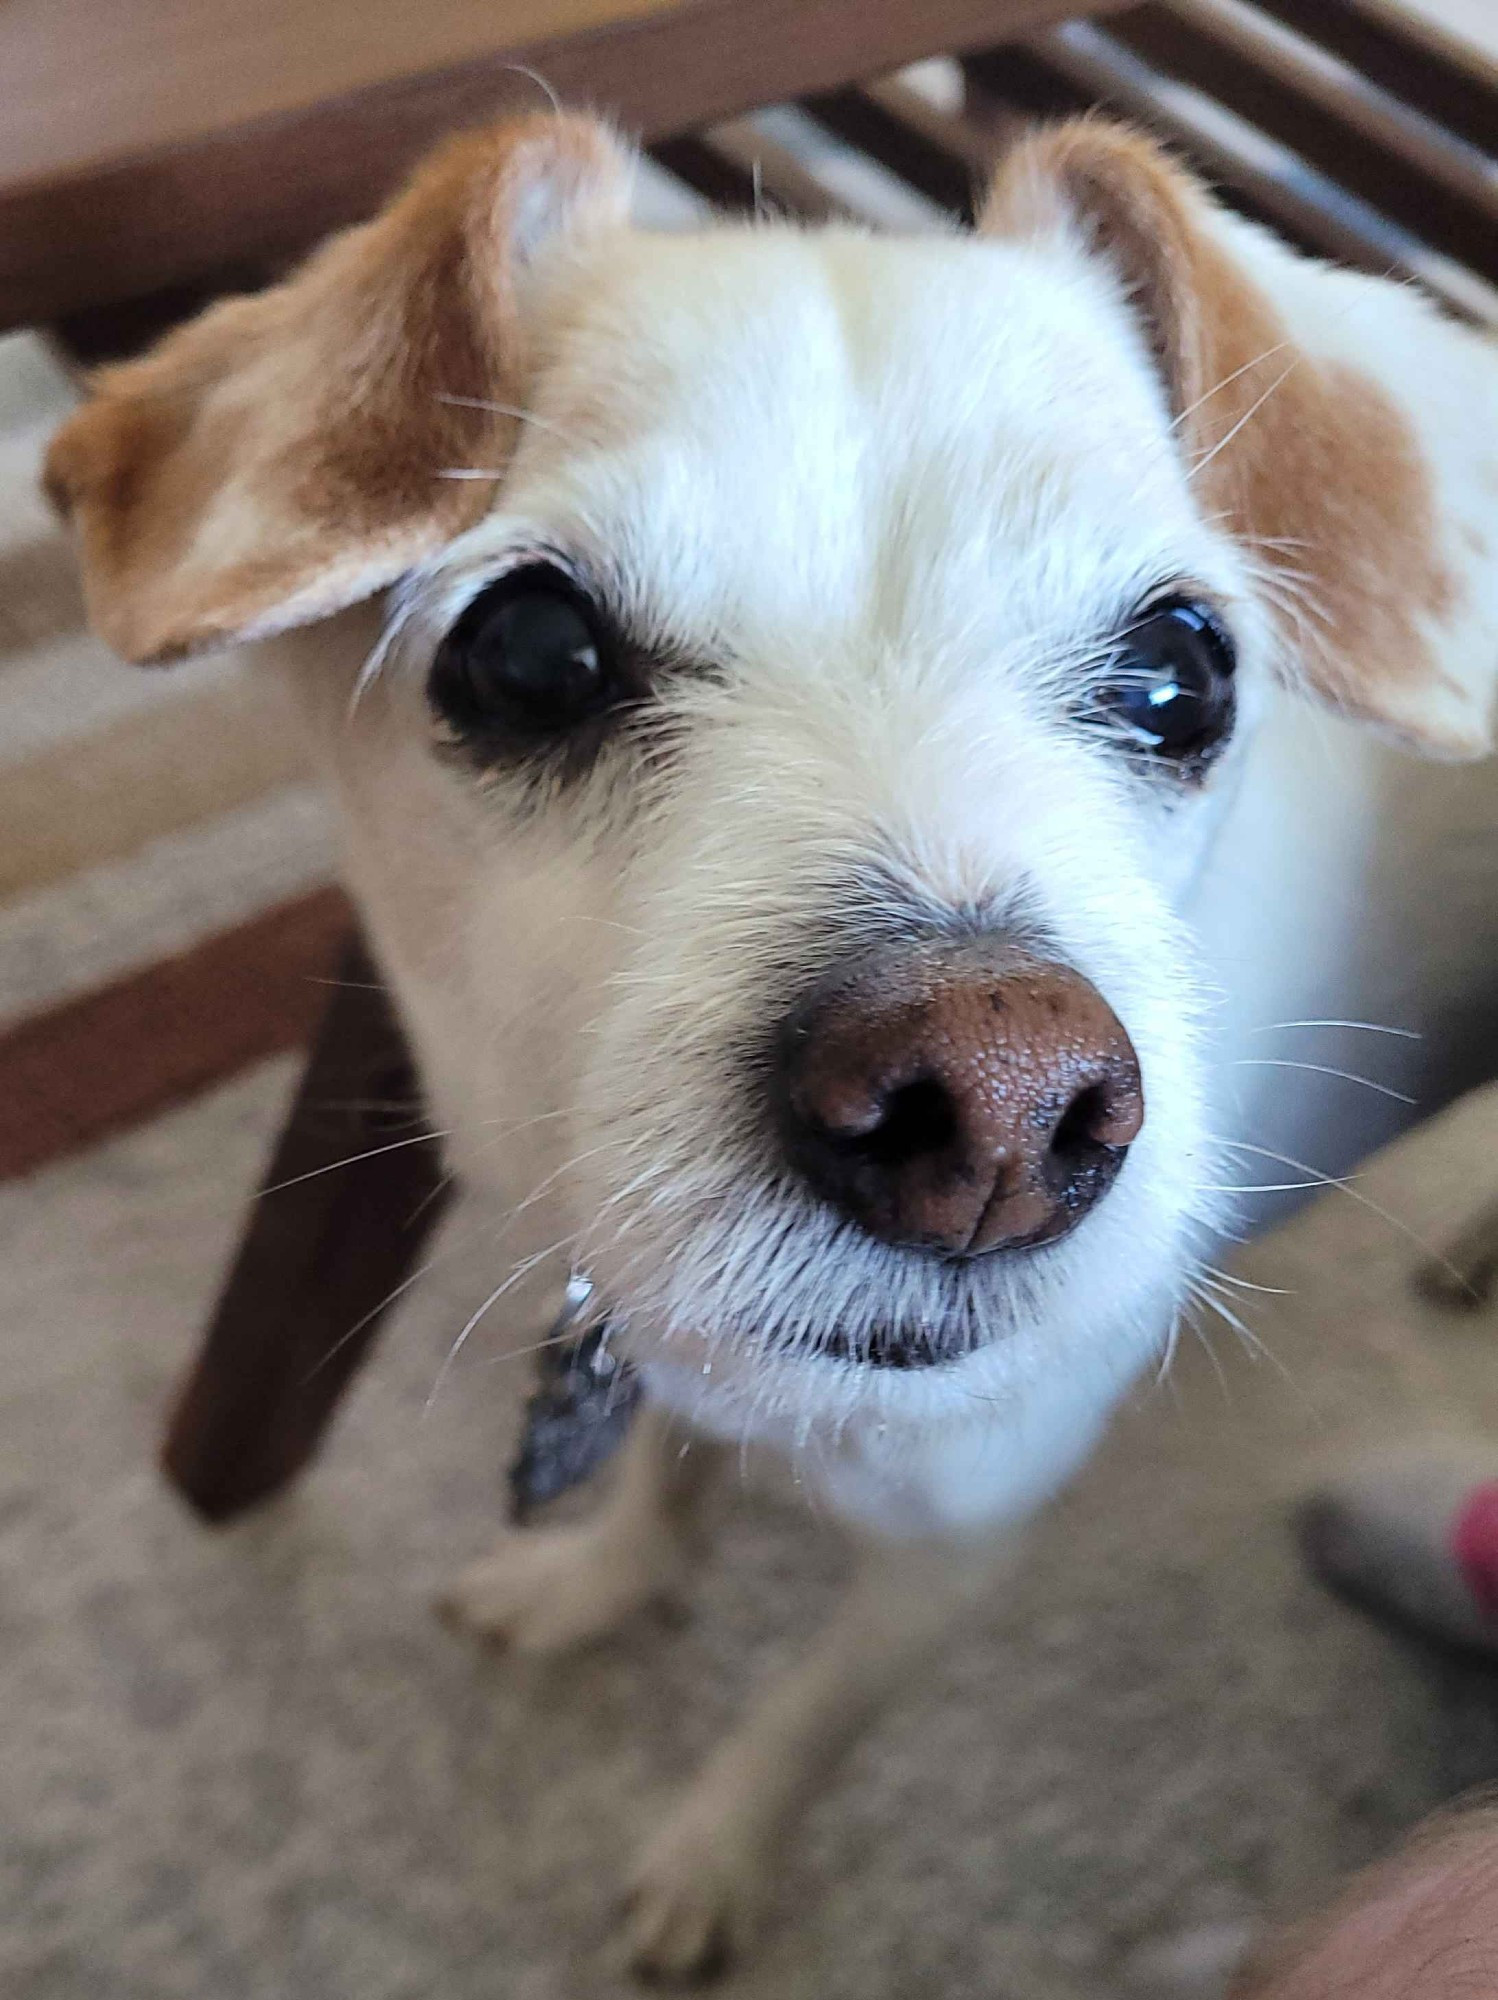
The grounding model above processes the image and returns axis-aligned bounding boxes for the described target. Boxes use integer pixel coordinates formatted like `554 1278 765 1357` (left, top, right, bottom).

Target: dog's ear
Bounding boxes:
44 114 630 665
983 119 1498 759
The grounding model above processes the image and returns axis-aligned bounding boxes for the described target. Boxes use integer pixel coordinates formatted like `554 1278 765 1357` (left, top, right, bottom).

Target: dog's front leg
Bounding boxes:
622 1526 1015 1980
438 1403 717 1652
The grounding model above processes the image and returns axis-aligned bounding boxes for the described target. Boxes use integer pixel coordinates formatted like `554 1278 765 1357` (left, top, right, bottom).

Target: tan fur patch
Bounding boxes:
984 121 1470 747
44 114 628 664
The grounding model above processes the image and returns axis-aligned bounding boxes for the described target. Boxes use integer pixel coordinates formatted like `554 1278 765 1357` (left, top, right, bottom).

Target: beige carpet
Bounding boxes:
7 1062 1498 2000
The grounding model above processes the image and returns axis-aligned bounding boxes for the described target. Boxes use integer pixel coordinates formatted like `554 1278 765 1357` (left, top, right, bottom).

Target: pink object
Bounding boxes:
1450 1482 1498 1620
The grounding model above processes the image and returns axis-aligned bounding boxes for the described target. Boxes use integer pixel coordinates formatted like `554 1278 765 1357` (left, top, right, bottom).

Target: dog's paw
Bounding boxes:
436 1524 674 1654
619 1805 767 1983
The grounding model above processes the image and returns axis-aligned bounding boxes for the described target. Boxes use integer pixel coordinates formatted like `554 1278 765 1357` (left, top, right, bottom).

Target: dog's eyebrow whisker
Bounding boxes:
1168 338 1294 435
434 391 576 442
492 58 563 117
353 579 428 705
1231 1055 1416 1105
1240 531 1314 553
1187 358 1302 484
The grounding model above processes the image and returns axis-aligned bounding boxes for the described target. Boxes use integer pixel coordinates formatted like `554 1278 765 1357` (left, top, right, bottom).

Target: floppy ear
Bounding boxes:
44 113 630 665
983 119 1498 759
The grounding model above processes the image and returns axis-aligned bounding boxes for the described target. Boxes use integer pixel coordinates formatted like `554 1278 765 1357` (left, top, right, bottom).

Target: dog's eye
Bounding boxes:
1095 598 1236 769
430 565 615 739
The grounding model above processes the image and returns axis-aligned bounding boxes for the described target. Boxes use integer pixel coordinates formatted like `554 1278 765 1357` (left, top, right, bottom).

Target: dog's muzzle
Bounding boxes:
772 936 1144 1266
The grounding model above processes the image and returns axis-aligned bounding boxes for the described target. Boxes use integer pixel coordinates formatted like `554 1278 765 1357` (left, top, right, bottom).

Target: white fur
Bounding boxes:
254 206 1498 1973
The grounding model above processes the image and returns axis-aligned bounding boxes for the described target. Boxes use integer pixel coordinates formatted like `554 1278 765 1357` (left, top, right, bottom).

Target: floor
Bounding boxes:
7 1066 1498 2000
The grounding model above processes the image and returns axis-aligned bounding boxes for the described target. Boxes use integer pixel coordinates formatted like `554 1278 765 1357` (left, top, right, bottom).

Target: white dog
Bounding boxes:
47 112 1498 1977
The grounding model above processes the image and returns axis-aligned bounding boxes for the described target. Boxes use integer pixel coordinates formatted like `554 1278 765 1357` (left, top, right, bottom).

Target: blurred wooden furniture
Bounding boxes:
12 0 1495 1519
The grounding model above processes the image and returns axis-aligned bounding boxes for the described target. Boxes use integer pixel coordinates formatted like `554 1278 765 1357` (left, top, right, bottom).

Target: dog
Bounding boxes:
45 110 1498 1977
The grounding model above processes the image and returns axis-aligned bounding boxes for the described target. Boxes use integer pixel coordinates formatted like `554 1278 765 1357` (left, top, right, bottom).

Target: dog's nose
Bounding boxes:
773 943 1144 1256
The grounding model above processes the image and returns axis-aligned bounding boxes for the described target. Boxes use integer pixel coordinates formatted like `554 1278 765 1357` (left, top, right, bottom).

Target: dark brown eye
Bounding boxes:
430 564 615 739
1096 598 1237 768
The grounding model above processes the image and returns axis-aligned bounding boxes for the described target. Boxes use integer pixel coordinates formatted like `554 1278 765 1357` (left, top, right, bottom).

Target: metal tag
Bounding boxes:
507 1278 640 1522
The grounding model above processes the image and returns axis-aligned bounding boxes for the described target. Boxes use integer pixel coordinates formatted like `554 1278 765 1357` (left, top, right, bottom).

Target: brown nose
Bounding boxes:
773 941 1144 1256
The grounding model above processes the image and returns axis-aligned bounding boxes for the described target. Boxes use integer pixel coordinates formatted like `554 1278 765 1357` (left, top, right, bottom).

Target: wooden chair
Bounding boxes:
7 0 1494 1519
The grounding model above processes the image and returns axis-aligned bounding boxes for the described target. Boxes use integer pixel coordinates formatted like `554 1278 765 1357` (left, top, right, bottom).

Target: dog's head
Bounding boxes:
47 114 1498 1429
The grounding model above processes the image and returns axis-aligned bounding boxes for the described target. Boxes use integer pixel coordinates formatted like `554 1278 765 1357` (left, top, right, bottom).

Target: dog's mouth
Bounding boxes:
575 1270 973 1376
817 1321 967 1370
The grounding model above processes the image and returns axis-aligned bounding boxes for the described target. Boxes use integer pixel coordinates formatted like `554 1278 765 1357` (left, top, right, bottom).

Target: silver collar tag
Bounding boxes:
507 1276 640 1521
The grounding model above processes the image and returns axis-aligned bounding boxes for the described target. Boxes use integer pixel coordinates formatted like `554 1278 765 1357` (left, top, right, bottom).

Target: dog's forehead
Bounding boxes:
502 223 1209 644
540 225 1150 434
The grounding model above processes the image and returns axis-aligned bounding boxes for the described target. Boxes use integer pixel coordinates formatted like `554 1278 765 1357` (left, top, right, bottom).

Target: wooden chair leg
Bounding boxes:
162 925 452 1521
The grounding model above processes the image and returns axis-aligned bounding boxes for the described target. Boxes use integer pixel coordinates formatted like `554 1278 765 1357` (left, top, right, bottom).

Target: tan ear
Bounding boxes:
44 113 630 665
983 119 1498 760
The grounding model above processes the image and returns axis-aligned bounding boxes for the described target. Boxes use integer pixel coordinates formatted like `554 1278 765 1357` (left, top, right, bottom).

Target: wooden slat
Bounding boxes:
0 887 351 1183
0 0 1113 333
1011 19 1498 324
962 44 1099 126
650 120 851 222
1255 0 1498 150
0 0 681 189
1341 0 1498 93
1108 2 1498 279
967 41 1306 237
801 78 1000 221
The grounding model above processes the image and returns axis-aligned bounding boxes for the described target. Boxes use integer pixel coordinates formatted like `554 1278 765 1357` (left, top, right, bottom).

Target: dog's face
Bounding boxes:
387 219 1248 1414
48 116 1498 1432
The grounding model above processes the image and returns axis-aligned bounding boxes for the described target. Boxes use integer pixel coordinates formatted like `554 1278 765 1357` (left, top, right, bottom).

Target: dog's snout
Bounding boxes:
774 943 1143 1258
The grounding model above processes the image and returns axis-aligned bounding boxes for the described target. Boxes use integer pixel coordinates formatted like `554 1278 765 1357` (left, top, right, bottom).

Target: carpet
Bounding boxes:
7 1067 1498 2000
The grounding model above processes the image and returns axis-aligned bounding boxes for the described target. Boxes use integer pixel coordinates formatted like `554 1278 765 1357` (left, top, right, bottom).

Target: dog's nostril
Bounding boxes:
1049 1082 1112 1165
830 1076 957 1169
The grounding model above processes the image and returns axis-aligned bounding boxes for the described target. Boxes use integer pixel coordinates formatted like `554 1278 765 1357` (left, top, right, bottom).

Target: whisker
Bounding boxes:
494 59 563 116
1188 359 1302 483
434 392 575 442
424 1232 577 1412
1199 1259 1293 1299
1233 1056 1415 1105
1214 1136 1474 1290
1188 1276 1303 1397
1184 1305 1234 1405
1251 1019 1421 1040
1169 338 1294 435
1197 1175 1340 1195
259 1126 453 1199
302 1218 478 1382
